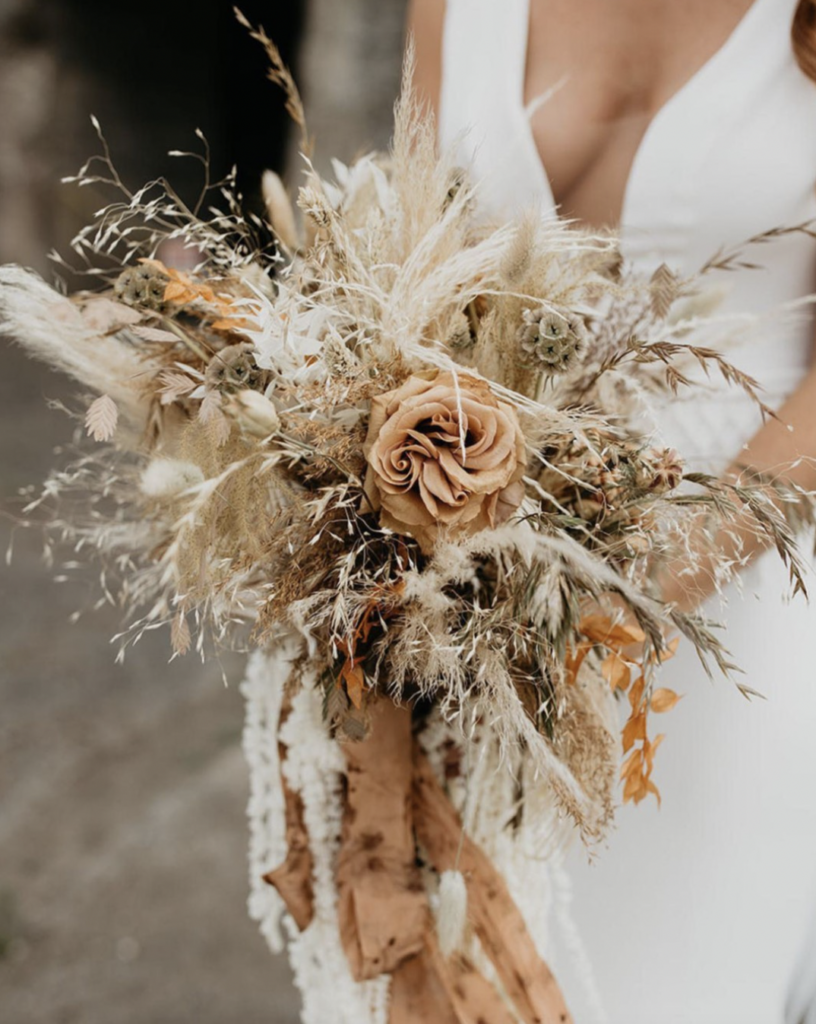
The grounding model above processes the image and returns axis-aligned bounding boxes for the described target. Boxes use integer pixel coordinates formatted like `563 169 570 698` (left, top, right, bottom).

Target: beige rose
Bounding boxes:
363 372 526 551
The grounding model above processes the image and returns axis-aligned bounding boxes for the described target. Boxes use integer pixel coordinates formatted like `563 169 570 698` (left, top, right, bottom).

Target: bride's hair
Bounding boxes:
793 0 816 81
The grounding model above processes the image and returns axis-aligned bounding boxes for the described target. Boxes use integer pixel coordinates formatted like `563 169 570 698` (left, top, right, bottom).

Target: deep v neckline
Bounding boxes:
517 0 771 231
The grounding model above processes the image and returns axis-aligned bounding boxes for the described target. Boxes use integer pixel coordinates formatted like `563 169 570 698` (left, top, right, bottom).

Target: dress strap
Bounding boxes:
439 0 529 153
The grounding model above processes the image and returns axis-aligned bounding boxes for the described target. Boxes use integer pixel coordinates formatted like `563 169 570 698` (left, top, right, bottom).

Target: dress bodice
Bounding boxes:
440 0 816 467
438 4 816 1023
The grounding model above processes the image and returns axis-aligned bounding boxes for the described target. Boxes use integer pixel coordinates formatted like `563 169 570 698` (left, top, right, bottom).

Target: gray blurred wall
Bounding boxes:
296 0 408 173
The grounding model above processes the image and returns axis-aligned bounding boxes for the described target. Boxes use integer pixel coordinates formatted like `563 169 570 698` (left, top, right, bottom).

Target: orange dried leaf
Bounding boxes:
601 652 631 691
164 280 192 303
620 747 644 780
211 317 252 332
565 641 591 685
642 737 663 770
643 733 666 773
580 613 646 648
644 779 662 807
628 675 645 709
622 712 647 753
623 771 647 803
651 688 682 713
342 661 366 710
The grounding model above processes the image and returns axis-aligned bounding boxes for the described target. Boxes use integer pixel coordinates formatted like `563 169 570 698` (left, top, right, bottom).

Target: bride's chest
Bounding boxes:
523 0 759 226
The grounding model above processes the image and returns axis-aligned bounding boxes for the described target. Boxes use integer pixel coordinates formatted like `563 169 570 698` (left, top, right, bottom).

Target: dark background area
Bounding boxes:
0 1 406 1020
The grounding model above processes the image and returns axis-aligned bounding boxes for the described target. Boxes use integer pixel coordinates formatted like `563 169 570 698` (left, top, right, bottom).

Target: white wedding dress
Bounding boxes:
439 1 816 1021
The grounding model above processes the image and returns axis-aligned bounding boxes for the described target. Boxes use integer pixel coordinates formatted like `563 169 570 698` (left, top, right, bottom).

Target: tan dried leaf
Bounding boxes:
649 263 679 319
159 370 198 405
199 390 231 446
171 610 191 656
80 297 143 332
132 325 179 343
651 688 682 713
84 394 119 442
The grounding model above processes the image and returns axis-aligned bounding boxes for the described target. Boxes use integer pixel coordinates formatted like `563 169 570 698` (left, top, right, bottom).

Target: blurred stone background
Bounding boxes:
0 1 407 1020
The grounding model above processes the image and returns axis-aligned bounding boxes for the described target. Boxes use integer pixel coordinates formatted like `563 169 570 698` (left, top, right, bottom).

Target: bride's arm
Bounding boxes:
406 0 444 117
659 353 816 610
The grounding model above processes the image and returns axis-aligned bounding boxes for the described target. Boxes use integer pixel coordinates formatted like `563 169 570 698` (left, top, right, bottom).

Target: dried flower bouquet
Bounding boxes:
2 27 814 1024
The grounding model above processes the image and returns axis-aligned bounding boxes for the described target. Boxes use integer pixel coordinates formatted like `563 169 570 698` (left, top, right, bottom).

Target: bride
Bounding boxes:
408 0 816 1021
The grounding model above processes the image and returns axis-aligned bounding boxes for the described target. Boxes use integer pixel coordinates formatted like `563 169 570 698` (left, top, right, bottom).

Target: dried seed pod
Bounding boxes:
323 331 361 378
114 264 170 311
518 307 585 373
205 343 268 394
639 448 684 493
225 389 281 437
446 310 474 351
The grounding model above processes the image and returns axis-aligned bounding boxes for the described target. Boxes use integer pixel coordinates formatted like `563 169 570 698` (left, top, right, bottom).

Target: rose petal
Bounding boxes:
362 371 527 551
421 459 463 506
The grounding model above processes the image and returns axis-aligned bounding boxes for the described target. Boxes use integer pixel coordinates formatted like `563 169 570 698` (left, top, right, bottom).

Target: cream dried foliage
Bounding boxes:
84 394 119 442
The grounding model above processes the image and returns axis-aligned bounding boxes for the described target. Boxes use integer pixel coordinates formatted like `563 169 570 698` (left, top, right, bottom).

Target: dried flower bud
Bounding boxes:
225 389 280 438
446 310 474 351
517 307 585 373
205 343 268 394
114 264 170 311
640 448 684 493
140 458 204 497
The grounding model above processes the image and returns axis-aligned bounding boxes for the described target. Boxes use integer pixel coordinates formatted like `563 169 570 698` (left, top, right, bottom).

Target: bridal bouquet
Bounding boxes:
3 26 812 1024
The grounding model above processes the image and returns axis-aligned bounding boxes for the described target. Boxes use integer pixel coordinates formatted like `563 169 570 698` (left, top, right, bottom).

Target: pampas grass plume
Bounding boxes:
262 170 299 252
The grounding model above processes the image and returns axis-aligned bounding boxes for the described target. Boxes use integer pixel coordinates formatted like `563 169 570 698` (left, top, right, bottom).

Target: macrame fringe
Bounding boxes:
243 645 605 1022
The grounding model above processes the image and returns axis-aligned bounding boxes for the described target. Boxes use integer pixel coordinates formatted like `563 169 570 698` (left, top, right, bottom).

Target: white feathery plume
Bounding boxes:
0 266 154 428
262 169 300 252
